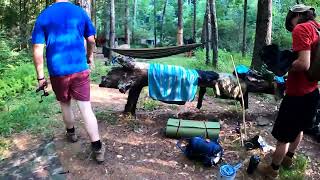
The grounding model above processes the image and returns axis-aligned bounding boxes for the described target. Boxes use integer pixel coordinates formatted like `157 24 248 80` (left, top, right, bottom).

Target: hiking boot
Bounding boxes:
66 132 78 143
282 156 293 168
257 163 279 179
93 144 105 164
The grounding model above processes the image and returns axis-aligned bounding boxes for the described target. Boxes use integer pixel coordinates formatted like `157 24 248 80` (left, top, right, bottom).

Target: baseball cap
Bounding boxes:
290 4 315 13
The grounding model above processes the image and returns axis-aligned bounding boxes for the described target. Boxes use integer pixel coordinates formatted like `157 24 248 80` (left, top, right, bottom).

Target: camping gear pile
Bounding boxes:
165 119 223 167
177 137 223 167
165 119 220 139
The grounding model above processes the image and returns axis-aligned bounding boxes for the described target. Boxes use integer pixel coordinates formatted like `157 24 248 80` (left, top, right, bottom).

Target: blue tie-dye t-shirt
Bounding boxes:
32 2 96 77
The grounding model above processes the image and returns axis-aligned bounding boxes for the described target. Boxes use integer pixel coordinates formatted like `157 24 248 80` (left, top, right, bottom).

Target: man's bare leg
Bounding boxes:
76 101 100 142
257 141 289 179
76 100 105 163
60 101 75 129
60 101 78 142
281 131 304 168
272 142 290 165
288 131 303 153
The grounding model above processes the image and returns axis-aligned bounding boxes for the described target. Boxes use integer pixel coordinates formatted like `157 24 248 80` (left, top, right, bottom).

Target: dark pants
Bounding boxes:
272 89 319 143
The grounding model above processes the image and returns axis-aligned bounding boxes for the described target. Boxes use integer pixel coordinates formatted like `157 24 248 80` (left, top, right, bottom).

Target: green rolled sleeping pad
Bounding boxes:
165 118 220 139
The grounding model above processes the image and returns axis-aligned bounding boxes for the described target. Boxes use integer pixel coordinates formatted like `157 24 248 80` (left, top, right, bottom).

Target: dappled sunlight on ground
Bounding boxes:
90 84 127 111
2 83 320 179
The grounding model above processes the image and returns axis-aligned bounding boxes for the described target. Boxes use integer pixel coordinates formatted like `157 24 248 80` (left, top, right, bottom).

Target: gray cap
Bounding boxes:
290 4 315 13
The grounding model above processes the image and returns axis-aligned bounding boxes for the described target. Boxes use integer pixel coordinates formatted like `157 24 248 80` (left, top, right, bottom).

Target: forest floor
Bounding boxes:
1 53 320 180
52 84 320 180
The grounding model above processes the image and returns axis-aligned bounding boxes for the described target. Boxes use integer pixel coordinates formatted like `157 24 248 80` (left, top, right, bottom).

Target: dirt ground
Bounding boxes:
50 84 320 180
2 52 320 179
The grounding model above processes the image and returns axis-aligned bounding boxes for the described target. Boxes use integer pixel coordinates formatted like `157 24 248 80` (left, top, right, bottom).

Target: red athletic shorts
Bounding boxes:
50 70 90 102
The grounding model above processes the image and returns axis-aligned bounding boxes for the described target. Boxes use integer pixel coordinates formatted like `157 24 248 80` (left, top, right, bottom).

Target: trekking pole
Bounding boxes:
230 55 247 147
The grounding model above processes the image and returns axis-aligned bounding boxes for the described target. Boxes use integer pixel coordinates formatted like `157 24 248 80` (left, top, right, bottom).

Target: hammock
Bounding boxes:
104 43 203 59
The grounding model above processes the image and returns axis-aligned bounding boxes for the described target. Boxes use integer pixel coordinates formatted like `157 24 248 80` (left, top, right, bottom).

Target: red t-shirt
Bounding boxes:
286 21 319 96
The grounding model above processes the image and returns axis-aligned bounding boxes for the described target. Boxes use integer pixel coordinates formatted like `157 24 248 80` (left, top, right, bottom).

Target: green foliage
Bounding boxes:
0 137 10 160
0 92 61 137
0 54 36 110
0 64 36 104
0 31 37 110
90 60 111 83
152 49 251 73
95 110 118 125
193 49 251 73
151 54 212 70
279 155 309 180
142 98 161 111
95 0 320 58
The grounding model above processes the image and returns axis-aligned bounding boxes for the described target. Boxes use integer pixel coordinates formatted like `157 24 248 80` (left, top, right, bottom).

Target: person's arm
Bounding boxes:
82 9 96 69
291 50 311 72
291 24 313 72
32 16 47 87
33 44 46 87
86 35 96 67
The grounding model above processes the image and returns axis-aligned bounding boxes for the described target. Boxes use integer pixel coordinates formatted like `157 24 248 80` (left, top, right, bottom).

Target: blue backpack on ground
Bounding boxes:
177 136 223 167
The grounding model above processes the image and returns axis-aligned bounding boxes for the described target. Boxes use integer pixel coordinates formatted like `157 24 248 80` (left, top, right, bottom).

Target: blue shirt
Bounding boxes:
32 2 96 77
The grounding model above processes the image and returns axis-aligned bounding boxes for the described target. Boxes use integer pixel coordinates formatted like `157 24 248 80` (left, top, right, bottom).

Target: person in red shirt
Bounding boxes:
257 4 319 179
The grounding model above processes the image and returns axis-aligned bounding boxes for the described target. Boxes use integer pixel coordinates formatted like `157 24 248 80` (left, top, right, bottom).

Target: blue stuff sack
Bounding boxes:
177 136 223 167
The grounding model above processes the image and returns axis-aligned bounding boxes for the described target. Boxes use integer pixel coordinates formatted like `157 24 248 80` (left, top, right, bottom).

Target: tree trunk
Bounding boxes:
242 0 247 57
159 0 168 45
209 0 218 67
46 0 50 7
109 0 116 60
204 0 211 65
296 0 300 4
20 0 28 49
19 0 22 48
77 0 92 18
154 0 157 47
201 3 209 44
132 0 137 44
92 0 96 28
124 0 130 45
192 0 197 42
99 57 263 115
177 0 183 45
251 0 272 71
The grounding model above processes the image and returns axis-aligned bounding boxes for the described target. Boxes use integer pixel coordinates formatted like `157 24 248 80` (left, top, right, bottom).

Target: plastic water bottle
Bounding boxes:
247 155 260 174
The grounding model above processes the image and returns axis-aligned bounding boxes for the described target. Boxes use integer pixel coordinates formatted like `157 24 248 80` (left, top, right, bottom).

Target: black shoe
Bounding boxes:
66 132 78 143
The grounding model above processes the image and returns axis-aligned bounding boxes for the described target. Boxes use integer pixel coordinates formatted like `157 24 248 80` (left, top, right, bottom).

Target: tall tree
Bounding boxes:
159 0 168 45
209 0 218 66
77 0 92 18
124 0 130 45
132 0 137 44
177 0 183 45
204 0 211 65
242 0 247 57
154 0 157 47
19 0 23 47
192 0 196 41
92 0 96 28
109 0 115 59
251 0 272 70
19 0 29 48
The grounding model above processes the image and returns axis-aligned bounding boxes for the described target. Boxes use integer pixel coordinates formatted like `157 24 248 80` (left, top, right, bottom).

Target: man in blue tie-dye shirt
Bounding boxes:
32 0 105 164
